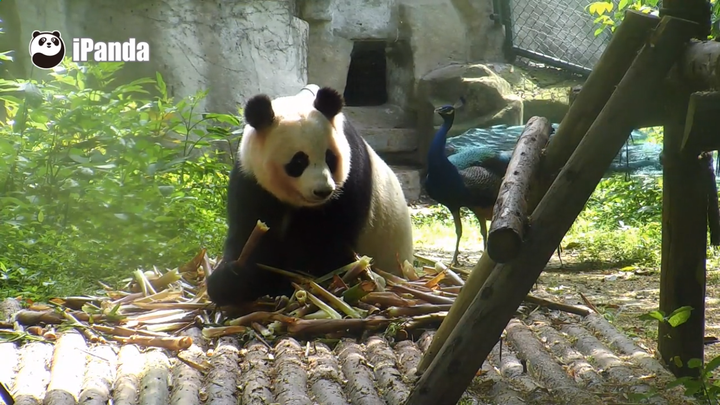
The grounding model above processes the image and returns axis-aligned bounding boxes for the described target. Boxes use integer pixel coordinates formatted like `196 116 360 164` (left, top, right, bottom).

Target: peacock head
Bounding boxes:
434 105 455 117
434 97 465 118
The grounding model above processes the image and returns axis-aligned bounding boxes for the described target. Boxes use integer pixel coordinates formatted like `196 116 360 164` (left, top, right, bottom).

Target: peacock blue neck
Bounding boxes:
428 114 454 167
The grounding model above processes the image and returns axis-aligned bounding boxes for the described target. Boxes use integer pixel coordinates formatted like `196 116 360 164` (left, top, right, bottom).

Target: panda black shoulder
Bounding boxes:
342 117 370 171
326 116 373 234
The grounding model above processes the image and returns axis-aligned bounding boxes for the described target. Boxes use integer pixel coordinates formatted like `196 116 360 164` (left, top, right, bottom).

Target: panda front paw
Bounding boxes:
206 260 258 306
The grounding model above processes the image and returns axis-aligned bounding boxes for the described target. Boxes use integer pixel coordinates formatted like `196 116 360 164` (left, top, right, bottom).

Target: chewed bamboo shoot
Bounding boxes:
342 281 375 304
308 281 362 319
383 304 453 317
225 311 280 327
286 317 391 336
304 310 333 320
112 335 193 351
312 255 371 285
292 284 342 320
361 292 417 307
401 260 419 281
340 256 373 283
390 284 455 305
201 326 248 339
237 220 269 266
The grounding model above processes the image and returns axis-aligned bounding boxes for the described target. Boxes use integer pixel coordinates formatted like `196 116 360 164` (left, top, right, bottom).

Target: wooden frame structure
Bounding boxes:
406 1 720 403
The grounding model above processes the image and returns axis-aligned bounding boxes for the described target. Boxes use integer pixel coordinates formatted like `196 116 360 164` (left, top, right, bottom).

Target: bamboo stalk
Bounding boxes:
237 220 269 266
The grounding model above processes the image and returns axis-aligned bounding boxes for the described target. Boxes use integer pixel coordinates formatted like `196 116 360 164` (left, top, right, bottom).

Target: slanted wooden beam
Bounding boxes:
415 9 662 375
487 116 551 263
659 88 709 377
406 15 698 405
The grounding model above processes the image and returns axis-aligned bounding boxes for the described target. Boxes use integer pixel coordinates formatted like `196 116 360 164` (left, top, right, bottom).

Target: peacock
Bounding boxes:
423 100 511 266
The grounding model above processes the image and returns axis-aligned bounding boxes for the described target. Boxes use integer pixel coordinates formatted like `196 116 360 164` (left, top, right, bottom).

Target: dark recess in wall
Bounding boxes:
344 41 388 106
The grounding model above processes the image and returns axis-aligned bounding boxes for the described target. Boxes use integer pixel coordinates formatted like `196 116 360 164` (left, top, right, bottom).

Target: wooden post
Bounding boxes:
658 90 710 377
415 9 662 374
487 117 552 263
681 92 720 153
661 0 711 39
703 152 720 246
405 16 697 405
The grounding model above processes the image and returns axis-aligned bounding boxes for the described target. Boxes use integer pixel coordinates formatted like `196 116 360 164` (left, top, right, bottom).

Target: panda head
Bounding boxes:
29 30 65 70
239 87 352 208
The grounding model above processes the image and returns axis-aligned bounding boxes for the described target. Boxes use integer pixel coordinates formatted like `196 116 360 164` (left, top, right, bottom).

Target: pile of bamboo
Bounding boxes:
0 222 475 353
0 220 588 358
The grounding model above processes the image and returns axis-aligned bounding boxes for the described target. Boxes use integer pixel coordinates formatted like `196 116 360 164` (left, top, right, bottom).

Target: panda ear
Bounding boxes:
52 31 61 38
244 94 275 131
314 87 344 121
32 31 41 38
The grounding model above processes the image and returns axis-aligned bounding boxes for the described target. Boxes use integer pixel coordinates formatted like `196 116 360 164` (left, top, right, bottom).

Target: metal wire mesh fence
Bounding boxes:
504 0 612 76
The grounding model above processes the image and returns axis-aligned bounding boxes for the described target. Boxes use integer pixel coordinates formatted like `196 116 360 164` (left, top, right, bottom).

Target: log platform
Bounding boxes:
0 297 693 405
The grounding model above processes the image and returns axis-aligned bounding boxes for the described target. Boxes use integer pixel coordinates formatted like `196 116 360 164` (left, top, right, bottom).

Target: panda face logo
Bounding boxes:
29 30 65 70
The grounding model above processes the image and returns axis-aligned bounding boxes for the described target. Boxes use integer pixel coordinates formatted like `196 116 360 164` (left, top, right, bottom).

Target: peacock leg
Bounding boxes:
450 208 462 266
479 217 488 250
469 207 491 251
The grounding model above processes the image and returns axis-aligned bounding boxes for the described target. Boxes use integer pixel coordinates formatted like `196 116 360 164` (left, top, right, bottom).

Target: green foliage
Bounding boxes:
0 59 242 300
587 0 660 37
411 173 669 268
639 305 693 327
587 0 720 38
639 307 720 404
562 174 663 267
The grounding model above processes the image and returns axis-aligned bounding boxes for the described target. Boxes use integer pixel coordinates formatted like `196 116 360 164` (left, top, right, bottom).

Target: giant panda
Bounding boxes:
206 85 414 306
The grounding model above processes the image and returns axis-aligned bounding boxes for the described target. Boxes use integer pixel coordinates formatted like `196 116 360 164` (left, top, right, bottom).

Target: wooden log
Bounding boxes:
658 85 708 378
681 91 720 153
406 15 698 405
415 9 662 375
503 319 604 404
679 41 720 90
487 116 552 263
523 294 590 317
704 153 720 246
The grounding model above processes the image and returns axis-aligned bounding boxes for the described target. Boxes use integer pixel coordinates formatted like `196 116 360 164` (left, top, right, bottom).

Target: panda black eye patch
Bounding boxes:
325 149 338 173
285 152 309 177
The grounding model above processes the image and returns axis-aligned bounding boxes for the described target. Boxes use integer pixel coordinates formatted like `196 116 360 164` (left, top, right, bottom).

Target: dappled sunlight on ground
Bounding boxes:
411 210 720 367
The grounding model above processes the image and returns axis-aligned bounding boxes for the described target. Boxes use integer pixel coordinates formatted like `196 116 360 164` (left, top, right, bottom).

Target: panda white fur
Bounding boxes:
29 31 65 70
206 85 414 306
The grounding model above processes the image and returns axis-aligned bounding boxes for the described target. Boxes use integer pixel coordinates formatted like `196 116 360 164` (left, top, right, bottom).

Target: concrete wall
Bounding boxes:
2 0 309 114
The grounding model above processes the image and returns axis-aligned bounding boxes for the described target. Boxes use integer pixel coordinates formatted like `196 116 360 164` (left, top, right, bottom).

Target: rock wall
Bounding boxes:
300 0 505 117
2 0 309 114
2 0 506 117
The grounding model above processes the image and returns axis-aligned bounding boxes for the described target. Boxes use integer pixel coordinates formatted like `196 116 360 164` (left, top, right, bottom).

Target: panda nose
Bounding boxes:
313 188 333 199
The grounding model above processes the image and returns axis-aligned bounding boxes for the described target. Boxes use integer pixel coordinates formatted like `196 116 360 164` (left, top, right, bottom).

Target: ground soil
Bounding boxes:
409 202 720 369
